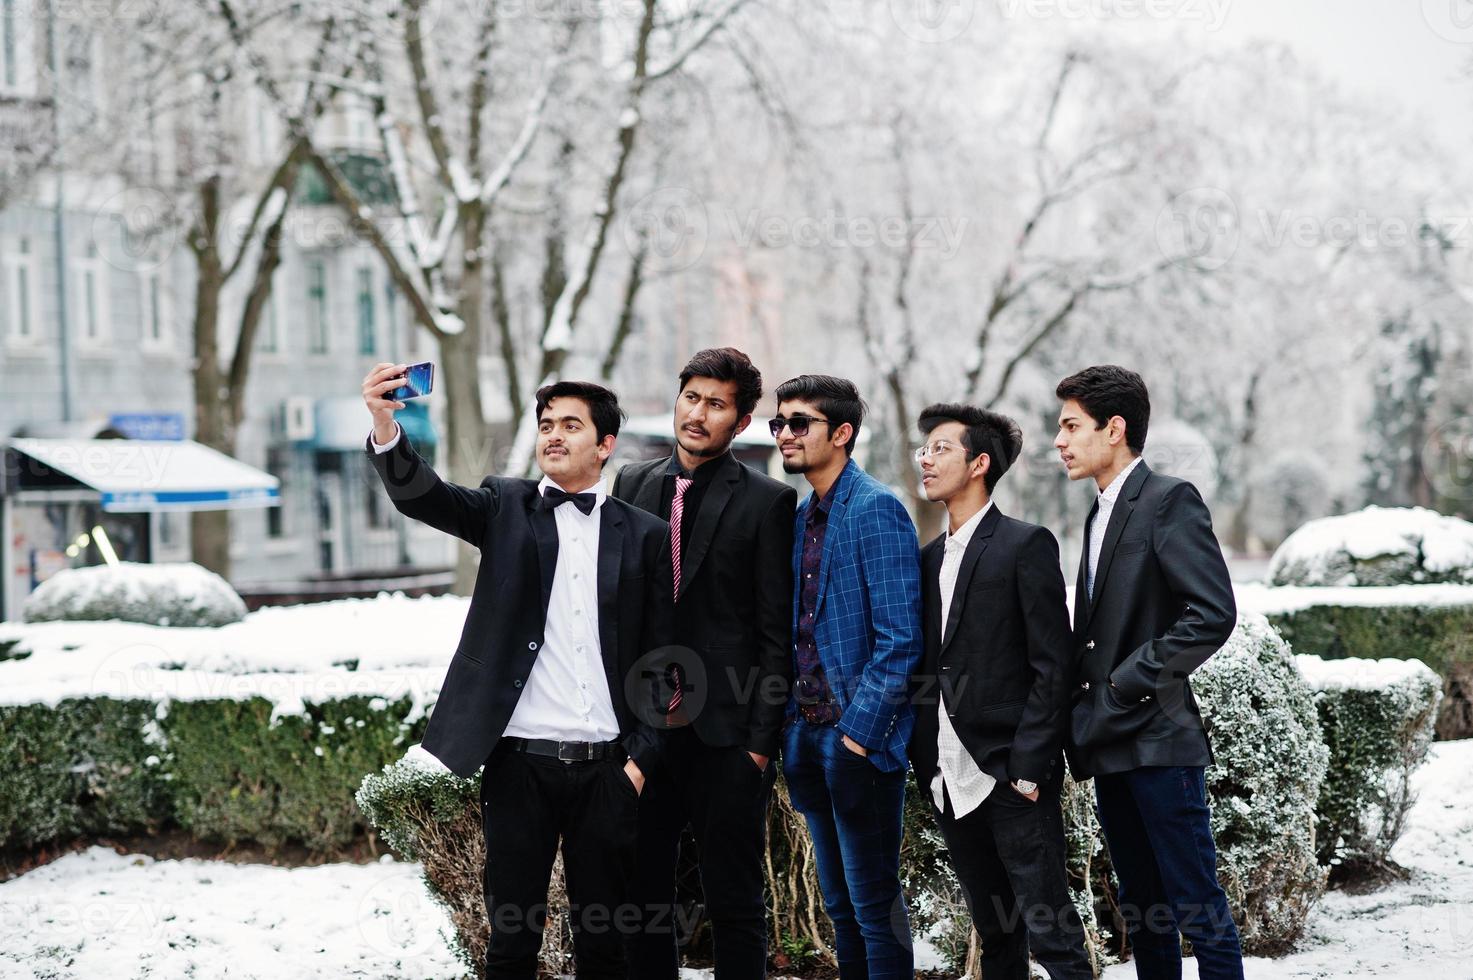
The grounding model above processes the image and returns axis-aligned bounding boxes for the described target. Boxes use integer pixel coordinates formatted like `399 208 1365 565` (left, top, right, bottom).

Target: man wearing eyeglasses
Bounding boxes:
613 348 796 980
771 374 923 979
907 404 1091 980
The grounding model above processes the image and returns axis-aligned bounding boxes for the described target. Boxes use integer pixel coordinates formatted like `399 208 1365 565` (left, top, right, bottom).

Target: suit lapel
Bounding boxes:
596 503 626 684
1085 462 1151 627
922 538 945 667
675 453 739 599
940 505 1000 655
529 499 560 622
1073 500 1097 639
814 460 857 617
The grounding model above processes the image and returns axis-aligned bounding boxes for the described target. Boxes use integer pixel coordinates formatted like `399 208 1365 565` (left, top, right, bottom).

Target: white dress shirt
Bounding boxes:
371 423 621 742
1086 456 1143 602
931 500 998 818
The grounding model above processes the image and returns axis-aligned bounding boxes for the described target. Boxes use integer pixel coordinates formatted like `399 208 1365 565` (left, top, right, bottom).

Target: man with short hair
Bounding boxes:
362 366 672 980
1055 364 1243 980
772 374 922 980
613 347 796 979
907 402 1091 980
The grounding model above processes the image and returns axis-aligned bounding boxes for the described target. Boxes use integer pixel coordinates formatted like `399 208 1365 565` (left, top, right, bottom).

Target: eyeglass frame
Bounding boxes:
769 415 836 438
912 439 971 463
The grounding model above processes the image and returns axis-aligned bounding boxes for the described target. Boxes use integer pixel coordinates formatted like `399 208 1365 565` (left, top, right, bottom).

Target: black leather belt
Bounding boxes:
502 736 625 762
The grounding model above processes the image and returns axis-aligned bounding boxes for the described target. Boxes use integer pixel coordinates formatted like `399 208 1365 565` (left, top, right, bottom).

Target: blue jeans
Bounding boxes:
781 720 912 980
1094 766 1244 980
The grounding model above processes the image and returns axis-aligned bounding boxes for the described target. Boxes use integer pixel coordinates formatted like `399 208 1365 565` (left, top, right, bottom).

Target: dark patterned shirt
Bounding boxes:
793 482 841 723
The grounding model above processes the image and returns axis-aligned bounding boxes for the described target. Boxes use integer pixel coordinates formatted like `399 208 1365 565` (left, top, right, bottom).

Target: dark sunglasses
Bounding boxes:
769 415 835 438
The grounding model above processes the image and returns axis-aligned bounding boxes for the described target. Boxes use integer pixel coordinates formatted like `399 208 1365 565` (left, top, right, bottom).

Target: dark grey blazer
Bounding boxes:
1065 461 1237 779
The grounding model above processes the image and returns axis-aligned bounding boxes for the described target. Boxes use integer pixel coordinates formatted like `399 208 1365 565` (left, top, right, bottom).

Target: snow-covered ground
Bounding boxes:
2 741 1469 979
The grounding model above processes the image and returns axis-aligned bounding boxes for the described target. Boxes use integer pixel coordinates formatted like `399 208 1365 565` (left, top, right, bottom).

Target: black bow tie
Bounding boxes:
541 486 597 515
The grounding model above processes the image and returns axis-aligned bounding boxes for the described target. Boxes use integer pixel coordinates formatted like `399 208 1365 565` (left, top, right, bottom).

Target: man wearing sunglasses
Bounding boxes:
907 404 1091 980
613 348 796 980
771 374 923 979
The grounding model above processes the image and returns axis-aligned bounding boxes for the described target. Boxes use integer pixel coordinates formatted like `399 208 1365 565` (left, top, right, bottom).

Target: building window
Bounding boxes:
356 266 375 355
258 280 279 354
0 0 34 97
5 236 36 343
307 260 328 354
2 0 16 90
265 446 288 539
79 244 108 344
364 461 392 529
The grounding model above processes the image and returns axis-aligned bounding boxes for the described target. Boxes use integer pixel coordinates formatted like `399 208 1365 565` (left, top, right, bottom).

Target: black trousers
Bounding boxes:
627 727 776 980
932 780 1093 980
480 743 641 980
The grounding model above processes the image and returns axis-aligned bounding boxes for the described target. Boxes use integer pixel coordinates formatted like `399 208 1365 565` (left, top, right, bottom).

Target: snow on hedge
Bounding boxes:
0 592 470 721
1266 506 1473 588
1236 581 1473 616
1294 654 1440 692
24 561 248 627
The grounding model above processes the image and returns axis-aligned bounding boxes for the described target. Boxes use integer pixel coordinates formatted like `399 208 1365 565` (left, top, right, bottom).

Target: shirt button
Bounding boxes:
528 642 538 650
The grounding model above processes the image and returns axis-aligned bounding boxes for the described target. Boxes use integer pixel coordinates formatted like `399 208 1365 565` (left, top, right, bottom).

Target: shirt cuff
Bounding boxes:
370 423 402 454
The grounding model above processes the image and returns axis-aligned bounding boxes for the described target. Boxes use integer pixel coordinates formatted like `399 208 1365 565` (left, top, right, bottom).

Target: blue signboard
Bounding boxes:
108 413 186 441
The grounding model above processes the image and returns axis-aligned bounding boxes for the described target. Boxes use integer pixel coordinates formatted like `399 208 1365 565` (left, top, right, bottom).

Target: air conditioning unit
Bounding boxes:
283 396 315 442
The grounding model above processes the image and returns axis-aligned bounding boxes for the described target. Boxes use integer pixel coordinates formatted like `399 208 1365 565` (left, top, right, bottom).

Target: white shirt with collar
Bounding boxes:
931 499 998 818
1086 455 1144 602
371 423 620 742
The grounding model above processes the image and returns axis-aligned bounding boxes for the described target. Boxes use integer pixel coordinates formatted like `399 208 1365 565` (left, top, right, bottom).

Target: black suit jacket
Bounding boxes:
612 452 796 759
1065 461 1237 779
367 431 673 779
907 505 1074 793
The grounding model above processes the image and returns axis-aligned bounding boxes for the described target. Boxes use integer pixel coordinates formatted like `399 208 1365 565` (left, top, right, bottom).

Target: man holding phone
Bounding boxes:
362 363 673 980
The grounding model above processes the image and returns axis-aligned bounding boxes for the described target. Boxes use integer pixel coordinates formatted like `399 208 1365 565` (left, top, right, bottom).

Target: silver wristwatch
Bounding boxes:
1013 779 1038 794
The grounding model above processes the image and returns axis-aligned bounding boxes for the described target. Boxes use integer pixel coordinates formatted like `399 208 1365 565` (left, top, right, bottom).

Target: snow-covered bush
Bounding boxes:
0 692 425 852
1267 506 1473 588
1253 586 1473 740
356 750 490 978
1296 656 1442 875
0 698 170 848
1191 614 1330 955
356 749 575 979
24 561 247 627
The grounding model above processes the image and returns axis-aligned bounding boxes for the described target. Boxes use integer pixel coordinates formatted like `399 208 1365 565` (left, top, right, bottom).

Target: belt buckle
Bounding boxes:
557 742 585 763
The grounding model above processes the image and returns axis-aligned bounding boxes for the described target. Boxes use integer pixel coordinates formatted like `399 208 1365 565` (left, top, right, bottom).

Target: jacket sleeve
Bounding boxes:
1109 481 1237 702
1008 526 1073 783
364 430 499 546
837 492 924 751
746 485 797 759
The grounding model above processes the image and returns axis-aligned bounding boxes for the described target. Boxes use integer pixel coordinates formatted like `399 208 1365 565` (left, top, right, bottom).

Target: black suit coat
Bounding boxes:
367 431 673 779
907 505 1074 793
612 452 796 759
1065 461 1238 779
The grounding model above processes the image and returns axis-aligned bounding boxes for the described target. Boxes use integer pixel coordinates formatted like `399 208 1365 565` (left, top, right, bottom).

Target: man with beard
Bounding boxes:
613 348 796 979
771 374 922 980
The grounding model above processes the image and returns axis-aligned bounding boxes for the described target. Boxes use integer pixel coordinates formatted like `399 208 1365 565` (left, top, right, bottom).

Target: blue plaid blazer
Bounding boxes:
791 458 923 773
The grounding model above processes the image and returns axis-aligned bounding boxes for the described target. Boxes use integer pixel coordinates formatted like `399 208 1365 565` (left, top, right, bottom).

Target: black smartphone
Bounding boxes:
389 361 434 400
